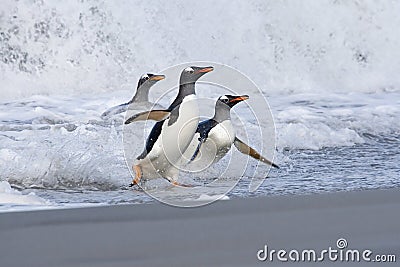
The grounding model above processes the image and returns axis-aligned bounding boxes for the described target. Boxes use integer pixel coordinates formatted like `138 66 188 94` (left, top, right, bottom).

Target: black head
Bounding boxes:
179 66 214 85
217 94 249 108
137 73 165 89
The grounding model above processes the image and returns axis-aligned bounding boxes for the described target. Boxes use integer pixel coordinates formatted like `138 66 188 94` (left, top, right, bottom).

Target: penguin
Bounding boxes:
183 94 279 171
101 73 165 119
124 66 214 186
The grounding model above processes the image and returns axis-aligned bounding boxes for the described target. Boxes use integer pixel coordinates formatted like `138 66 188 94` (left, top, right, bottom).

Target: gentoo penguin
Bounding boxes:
183 95 279 171
101 73 165 119
124 66 214 186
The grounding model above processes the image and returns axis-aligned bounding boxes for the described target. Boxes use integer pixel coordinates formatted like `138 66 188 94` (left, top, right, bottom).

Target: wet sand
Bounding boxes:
1 188 399 266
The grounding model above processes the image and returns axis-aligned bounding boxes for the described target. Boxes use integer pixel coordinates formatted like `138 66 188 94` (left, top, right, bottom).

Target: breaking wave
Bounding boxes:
1 0 399 190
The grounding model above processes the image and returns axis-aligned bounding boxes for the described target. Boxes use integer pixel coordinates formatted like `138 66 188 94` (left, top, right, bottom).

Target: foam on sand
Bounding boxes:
0 181 47 206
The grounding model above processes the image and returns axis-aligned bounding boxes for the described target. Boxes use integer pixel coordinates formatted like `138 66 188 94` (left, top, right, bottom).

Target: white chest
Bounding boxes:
150 95 199 163
185 120 235 168
206 120 235 159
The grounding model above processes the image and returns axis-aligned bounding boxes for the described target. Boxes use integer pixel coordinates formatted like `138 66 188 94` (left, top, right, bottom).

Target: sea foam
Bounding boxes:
0 0 399 201
1 0 400 101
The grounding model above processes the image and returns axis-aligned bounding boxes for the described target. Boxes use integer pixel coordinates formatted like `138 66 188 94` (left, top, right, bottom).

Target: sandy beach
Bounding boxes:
1 188 399 267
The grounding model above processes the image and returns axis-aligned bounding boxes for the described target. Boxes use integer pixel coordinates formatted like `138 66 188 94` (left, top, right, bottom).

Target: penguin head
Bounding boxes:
213 94 249 122
137 73 165 89
131 73 165 102
218 94 249 108
180 66 214 84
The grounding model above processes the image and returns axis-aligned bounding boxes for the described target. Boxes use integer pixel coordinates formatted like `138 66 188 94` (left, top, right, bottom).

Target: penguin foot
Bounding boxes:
171 180 194 188
129 165 142 187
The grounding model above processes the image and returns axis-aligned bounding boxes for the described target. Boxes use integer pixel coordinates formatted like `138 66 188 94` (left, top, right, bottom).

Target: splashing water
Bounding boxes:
0 0 399 210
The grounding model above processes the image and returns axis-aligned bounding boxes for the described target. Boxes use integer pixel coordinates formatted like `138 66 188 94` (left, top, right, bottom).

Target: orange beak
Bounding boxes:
197 66 214 73
229 95 249 103
149 75 165 81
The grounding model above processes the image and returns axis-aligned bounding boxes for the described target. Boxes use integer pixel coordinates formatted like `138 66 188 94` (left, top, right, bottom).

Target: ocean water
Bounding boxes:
1 0 399 211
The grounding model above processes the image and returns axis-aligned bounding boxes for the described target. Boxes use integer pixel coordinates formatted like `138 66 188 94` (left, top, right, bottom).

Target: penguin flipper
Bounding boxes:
189 119 216 162
125 110 170 124
101 103 129 119
190 137 206 162
233 137 279 169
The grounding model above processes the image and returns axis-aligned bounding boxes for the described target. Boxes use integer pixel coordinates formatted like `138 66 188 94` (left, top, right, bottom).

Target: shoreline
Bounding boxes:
1 188 399 266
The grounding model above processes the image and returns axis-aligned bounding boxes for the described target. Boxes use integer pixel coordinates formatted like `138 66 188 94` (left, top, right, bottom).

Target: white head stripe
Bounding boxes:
184 67 194 72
